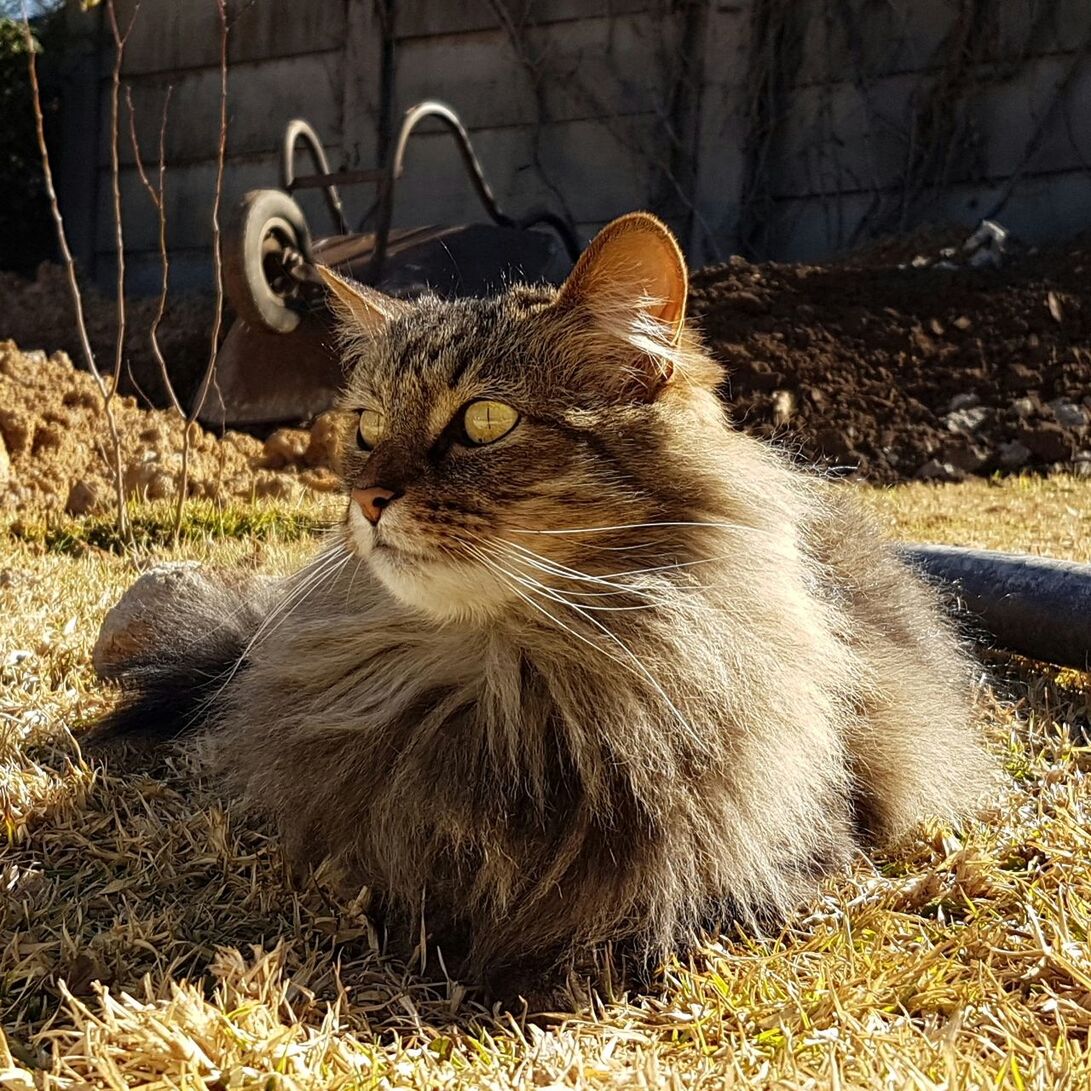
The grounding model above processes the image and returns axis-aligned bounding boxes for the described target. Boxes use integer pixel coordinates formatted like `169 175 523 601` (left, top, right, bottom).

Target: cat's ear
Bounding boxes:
556 212 688 392
316 264 409 330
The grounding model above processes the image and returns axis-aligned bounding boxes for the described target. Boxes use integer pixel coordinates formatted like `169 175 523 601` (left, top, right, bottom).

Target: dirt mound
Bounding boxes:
690 243 1091 482
0 264 216 406
0 341 342 514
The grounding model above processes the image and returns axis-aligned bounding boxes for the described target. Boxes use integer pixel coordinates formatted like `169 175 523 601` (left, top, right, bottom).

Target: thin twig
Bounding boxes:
125 83 182 415
20 3 130 540
175 0 229 540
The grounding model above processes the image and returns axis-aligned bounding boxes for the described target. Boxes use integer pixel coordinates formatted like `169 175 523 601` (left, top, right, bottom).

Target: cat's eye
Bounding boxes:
358 409 385 450
462 400 519 445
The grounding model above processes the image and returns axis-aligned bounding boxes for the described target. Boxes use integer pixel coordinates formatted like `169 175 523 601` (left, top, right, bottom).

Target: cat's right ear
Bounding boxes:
316 265 409 331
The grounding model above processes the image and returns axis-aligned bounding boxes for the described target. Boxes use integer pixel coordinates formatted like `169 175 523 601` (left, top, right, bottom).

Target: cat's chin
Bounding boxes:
368 547 511 623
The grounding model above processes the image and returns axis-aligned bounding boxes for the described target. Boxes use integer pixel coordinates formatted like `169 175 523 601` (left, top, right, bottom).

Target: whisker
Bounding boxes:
467 544 694 734
194 547 352 717
507 519 762 537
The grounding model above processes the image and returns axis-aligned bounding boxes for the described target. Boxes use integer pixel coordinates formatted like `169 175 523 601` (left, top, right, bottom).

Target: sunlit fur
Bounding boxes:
194 265 994 986
99 217 994 989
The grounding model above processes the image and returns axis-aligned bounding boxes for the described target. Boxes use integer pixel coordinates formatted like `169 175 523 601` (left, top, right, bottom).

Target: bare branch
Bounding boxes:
20 2 130 540
125 82 182 415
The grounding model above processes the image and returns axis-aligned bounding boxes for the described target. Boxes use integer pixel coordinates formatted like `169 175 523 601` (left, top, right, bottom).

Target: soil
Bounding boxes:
0 341 343 514
2 233 1091 509
689 242 1091 482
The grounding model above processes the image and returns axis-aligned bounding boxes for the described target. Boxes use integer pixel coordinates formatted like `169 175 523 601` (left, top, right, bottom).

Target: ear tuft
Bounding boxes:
316 264 409 331
558 212 688 345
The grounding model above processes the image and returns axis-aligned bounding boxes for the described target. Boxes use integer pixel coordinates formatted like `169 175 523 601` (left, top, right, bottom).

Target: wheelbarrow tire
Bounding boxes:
224 189 311 335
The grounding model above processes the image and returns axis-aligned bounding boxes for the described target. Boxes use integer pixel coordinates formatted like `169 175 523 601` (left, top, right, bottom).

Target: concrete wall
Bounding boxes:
60 0 1091 292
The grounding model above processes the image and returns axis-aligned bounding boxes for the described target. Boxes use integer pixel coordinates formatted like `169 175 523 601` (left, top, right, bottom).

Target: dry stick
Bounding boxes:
20 8 130 540
125 84 182 416
166 0 229 542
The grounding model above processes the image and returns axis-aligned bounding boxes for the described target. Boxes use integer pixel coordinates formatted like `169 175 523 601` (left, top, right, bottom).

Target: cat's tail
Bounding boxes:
87 567 274 746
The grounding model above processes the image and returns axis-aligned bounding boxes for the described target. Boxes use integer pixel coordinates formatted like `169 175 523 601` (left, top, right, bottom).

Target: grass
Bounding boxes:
0 476 1089 1088
5 497 337 556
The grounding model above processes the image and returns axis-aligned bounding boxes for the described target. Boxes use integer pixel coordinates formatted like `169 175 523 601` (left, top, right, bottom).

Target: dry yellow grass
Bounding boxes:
1 477 1089 1089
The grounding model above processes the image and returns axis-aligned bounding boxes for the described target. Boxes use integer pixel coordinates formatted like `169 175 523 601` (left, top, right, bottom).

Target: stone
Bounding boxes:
262 428 309 470
93 562 204 679
65 479 99 516
1017 424 1074 463
939 437 988 473
944 406 989 434
253 473 299 501
915 458 964 482
770 389 795 428
946 392 980 413
305 410 345 470
997 440 1031 469
1048 398 1089 430
93 563 272 680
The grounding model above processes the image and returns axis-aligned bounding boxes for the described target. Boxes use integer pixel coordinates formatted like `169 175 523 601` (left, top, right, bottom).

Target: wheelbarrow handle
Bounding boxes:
369 100 581 282
900 543 1091 670
282 118 347 236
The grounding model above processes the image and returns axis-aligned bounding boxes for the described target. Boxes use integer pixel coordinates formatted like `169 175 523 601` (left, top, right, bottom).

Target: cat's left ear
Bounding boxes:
556 212 688 391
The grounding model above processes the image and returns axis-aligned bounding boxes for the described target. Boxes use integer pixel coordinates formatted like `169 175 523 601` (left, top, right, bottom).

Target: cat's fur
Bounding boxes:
95 213 993 984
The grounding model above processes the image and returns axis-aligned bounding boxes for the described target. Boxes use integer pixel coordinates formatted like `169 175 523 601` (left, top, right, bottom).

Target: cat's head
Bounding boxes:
321 213 725 622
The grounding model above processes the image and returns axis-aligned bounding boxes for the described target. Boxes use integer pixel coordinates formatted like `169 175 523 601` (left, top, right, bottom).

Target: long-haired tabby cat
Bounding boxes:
95 212 993 988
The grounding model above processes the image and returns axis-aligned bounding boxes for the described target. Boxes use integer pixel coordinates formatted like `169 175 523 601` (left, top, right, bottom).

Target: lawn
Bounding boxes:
1 477 1089 1088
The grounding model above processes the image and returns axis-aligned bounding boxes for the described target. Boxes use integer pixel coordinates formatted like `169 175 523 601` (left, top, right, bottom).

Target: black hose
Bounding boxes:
900 544 1091 670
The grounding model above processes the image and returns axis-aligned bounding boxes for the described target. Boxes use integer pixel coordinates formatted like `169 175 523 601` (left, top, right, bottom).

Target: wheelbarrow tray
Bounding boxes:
204 222 569 428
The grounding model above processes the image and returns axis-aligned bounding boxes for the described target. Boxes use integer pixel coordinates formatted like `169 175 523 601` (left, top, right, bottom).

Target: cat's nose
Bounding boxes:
352 486 400 526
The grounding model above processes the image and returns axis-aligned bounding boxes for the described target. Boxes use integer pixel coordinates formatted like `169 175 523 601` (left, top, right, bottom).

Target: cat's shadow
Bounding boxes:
4 733 634 1041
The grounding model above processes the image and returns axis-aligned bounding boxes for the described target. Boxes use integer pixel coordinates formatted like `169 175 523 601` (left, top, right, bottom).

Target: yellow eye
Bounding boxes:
462 400 519 445
358 409 385 450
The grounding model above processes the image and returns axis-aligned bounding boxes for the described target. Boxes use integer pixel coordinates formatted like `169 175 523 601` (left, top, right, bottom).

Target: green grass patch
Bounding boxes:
5 498 331 554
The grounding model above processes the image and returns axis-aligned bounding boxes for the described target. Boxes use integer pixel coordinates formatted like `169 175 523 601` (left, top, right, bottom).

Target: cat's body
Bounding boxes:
96 214 992 985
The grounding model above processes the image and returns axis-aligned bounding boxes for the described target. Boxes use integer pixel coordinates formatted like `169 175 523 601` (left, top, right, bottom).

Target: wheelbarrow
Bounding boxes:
206 101 580 428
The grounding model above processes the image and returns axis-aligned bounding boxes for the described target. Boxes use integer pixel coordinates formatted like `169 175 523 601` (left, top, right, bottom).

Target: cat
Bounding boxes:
94 212 994 988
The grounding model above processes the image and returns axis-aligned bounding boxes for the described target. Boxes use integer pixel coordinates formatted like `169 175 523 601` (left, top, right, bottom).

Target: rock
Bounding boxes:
305 410 344 469
124 458 175 500
300 466 342 494
944 406 989 434
998 440 1031 469
770 389 795 428
946 392 980 413
93 562 204 679
1010 396 1038 420
1047 398 1089 430
93 563 272 680
262 428 309 469
915 458 964 482
939 437 988 473
253 473 299 501
65 479 99 516
1017 423 1074 463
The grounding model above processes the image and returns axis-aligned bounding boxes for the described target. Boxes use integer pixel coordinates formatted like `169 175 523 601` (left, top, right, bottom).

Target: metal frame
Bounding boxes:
281 100 580 283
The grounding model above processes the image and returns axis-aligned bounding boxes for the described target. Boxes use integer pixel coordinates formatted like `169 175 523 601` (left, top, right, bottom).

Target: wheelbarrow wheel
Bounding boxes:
224 189 312 335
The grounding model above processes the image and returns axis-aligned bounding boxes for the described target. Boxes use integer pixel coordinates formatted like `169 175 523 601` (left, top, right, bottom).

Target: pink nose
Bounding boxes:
353 486 399 526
